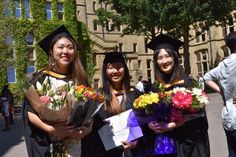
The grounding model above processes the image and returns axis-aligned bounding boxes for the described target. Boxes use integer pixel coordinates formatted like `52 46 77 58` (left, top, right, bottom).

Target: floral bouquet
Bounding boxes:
23 76 73 122
23 76 105 126
172 87 209 112
133 88 176 155
68 85 105 127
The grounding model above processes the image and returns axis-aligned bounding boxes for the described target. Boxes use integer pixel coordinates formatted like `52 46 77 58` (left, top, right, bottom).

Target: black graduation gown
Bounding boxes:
172 76 210 157
81 89 141 157
22 100 51 157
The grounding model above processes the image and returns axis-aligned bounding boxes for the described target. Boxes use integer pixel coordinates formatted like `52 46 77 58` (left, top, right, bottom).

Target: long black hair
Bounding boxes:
101 52 130 114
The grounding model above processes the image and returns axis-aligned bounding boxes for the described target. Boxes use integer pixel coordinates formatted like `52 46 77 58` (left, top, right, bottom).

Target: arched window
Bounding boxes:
58 2 64 20
25 33 35 60
24 0 31 18
6 35 14 58
195 49 209 77
14 0 21 18
46 1 52 20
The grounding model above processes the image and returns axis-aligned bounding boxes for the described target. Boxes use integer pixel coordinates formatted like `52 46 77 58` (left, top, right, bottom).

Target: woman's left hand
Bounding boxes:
121 140 138 150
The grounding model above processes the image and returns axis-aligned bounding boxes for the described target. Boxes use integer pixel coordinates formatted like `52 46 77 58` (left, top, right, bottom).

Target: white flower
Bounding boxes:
192 88 202 96
43 76 49 85
53 95 62 102
197 95 209 105
36 81 43 94
47 88 55 96
68 87 75 97
173 87 190 93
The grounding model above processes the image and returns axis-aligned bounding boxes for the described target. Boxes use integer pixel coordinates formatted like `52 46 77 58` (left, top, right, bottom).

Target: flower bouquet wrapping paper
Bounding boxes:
23 76 72 123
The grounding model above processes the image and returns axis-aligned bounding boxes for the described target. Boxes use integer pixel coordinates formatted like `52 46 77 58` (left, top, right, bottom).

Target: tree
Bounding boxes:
97 0 235 74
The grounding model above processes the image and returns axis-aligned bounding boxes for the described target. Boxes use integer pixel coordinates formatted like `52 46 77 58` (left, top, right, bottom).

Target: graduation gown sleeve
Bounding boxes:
22 99 51 157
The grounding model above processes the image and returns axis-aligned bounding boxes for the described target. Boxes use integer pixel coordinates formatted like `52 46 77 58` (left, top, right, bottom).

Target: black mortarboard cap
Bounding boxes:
146 34 183 54
103 52 125 64
38 25 76 55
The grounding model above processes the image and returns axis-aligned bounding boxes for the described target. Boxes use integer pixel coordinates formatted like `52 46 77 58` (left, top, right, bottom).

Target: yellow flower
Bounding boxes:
133 92 159 109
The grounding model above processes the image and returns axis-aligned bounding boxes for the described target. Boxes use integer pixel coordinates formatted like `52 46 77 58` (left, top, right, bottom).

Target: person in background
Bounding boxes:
22 25 92 157
197 75 205 90
81 52 141 157
136 76 144 93
141 34 210 157
204 31 236 157
3 85 14 124
0 87 11 131
142 80 151 94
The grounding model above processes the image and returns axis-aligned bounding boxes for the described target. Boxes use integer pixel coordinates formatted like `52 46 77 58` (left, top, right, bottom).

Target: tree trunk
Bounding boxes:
183 25 191 74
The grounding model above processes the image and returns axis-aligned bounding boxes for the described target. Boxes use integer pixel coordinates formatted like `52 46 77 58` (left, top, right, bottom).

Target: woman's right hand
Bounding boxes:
47 122 76 140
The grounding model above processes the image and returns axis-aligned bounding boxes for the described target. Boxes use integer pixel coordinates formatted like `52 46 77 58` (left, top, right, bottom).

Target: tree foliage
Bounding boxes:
97 0 235 74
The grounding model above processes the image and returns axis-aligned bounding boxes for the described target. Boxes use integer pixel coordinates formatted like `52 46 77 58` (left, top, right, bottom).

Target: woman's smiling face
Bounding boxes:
52 37 75 70
156 49 175 74
106 62 125 85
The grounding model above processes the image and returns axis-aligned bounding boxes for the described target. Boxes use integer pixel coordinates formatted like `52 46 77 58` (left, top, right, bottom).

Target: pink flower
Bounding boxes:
60 91 67 100
172 91 192 110
201 91 207 97
40 95 51 105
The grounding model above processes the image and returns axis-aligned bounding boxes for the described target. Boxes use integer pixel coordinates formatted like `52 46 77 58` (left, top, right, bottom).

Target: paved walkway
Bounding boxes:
206 92 228 157
0 92 228 157
0 114 27 157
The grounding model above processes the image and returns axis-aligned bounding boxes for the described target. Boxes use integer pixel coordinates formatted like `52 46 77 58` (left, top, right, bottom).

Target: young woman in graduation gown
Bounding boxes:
81 52 141 157
136 34 210 157
22 25 92 157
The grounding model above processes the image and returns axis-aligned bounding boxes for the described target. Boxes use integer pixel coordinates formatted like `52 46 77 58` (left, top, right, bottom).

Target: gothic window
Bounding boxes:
93 20 98 31
6 35 14 58
25 33 35 60
222 15 235 37
14 0 21 18
46 2 52 20
5 0 11 16
24 0 31 18
119 43 123 52
93 1 96 12
133 43 137 52
7 67 16 83
195 25 207 43
145 38 148 53
196 49 209 77
58 3 64 20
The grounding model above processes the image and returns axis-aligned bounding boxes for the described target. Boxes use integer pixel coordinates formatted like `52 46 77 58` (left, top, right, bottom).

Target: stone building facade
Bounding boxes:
76 0 236 87
187 10 236 78
76 0 153 88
